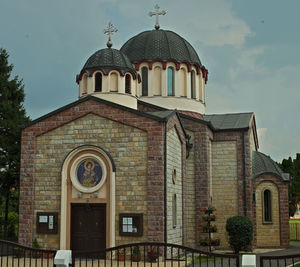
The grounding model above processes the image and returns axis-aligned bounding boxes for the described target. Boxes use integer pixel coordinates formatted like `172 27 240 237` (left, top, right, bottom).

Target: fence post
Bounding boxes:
54 250 72 267
242 254 256 267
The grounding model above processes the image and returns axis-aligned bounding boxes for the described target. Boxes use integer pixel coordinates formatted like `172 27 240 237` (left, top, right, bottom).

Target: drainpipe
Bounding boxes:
242 130 247 216
164 122 167 243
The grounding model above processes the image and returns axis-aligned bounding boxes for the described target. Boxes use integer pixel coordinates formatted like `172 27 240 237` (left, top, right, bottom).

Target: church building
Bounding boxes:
18 7 290 251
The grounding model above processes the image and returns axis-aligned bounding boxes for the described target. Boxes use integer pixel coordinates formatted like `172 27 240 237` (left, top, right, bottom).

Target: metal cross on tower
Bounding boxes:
148 4 166 30
104 22 118 48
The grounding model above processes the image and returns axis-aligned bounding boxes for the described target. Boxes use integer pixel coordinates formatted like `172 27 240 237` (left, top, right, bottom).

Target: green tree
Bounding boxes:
279 154 300 217
0 48 30 240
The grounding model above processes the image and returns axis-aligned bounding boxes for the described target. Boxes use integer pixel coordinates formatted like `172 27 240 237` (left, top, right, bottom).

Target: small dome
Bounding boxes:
120 29 202 67
80 48 137 77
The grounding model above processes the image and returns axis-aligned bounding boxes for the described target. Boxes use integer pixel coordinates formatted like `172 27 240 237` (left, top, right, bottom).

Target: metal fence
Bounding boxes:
260 253 300 267
0 239 56 267
72 242 240 267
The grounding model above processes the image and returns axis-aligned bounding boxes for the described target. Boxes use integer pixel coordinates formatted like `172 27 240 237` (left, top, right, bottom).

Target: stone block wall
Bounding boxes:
253 174 290 248
166 127 183 245
180 115 213 247
255 181 280 247
211 141 238 248
34 113 148 248
185 130 196 248
19 97 166 247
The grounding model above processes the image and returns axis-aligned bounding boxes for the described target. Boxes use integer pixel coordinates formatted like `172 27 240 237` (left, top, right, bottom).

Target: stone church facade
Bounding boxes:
18 20 290 251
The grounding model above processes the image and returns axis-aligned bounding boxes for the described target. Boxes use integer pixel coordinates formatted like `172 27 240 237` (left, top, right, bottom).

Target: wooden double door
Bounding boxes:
71 203 106 252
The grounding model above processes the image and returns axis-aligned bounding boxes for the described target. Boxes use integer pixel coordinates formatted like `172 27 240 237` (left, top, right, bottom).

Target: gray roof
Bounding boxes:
203 113 253 130
146 110 175 120
120 29 202 66
252 151 290 181
81 48 137 76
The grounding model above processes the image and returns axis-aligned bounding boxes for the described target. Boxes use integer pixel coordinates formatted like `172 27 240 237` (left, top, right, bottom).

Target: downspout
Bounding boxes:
242 130 247 216
164 122 167 243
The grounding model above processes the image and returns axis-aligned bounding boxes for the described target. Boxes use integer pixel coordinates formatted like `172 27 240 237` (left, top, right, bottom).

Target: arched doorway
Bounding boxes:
60 145 116 250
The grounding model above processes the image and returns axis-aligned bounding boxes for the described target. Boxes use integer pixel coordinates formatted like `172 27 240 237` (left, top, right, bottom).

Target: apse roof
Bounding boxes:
120 29 202 66
252 151 290 181
203 113 253 130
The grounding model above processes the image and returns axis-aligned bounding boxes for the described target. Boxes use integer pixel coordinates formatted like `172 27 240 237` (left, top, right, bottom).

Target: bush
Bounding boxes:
226 216 253 253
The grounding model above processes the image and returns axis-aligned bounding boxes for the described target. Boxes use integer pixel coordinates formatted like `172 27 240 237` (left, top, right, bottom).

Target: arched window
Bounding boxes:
168 67 174 96
141 67 148 96
172 194 177 228
125 74 131 94
191 70 196 99
82 74 88 94
95 72 102 92
263 189 272 222
110 72 118 92
179 68 187 97
199 72 203 101
153 66 162 95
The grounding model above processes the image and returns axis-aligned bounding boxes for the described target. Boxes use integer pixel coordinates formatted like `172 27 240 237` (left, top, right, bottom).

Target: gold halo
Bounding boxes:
84 159 95 170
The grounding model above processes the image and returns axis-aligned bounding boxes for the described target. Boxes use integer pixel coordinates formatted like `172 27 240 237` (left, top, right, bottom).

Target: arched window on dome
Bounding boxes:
153 66 162 95
263 189 272 222
141 67 148 96
168 67 174 96
125 74 131 94
95 72 102 92
191 70 196 99
110 72 118 92
179 68 187 97
199 72 203 101
82 74 88 95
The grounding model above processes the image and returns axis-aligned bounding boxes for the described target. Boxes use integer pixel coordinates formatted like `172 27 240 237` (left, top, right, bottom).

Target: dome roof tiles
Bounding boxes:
81 48 137 77
120 29 202 66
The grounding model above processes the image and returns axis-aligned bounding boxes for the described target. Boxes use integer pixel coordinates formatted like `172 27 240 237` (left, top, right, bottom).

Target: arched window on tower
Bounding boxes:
263 189 272 222
142 67 148 96
82 74 88 95
179 68 187 97
125 74 131 94
199 72 203 101
168 67 174 96
110 72 118 92
153 66 162 95
95 72 102 92
191 70 196 99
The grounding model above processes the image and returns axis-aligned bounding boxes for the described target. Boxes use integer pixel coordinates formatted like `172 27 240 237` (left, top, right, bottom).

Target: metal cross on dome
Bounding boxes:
149 4 166 30
104 22 118 48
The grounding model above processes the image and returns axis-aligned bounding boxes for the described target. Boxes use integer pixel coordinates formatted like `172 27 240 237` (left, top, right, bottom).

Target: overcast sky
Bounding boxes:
1 0 299 162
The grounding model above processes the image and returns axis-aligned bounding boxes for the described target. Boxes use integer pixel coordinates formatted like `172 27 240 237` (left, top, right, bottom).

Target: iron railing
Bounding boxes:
72 242 240 267
0 239 56 267
260 253 300 267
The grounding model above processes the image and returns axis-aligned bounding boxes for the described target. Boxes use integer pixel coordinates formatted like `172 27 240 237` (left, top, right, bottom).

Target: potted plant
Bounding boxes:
147 246 159 262
202 214 216 222
131 246 141 262
13 247 23 258
44 250 54 259
117 249 125 261
202 224 217 233
200 207 220 253
200 207 216 215
32 238 42 258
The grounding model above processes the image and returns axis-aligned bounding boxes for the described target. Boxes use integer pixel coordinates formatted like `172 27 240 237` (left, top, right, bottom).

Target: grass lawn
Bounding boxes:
290 219 300 241
192 255 221 264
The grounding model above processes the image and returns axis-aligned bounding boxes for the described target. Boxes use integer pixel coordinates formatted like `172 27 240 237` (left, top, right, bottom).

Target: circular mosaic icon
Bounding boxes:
76 159 103 188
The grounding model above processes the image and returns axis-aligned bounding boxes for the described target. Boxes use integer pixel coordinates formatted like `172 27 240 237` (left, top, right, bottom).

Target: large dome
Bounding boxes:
81 48 136 76
120 29 202 66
